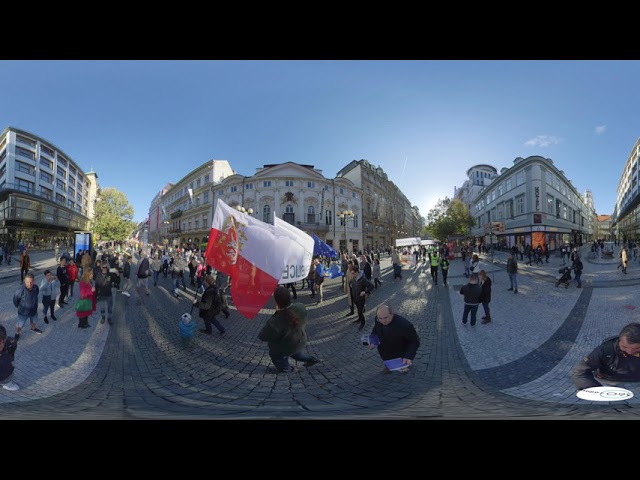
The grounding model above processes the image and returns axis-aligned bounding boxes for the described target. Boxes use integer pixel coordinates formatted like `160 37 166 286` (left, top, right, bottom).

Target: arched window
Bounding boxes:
307 205 315 223
262 205 271 223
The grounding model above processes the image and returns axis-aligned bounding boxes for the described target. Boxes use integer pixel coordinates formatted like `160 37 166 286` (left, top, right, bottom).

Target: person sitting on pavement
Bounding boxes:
258 286 321 374
573 322 640 390
369 304 420 374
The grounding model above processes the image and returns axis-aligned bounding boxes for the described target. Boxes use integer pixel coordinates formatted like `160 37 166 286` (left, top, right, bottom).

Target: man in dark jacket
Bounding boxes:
94 264 115 325
0 325 19 391
460 273 482 326
369 304 420 373
13 272 42 340
56 257 70 308
350 267 374 331
258 286 321 374
573 322 640 390
193 274 225 335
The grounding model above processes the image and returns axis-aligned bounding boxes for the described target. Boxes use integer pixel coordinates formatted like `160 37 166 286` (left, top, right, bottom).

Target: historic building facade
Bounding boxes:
336 159 422 251
469 155 590 251
211 162 363 254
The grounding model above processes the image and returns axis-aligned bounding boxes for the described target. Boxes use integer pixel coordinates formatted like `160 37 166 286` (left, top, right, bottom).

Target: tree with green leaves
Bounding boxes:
91 187 138 241
423 197 475 242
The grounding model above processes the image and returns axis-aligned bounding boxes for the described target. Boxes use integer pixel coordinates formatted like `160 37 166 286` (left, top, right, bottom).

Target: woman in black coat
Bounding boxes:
479 269 492 324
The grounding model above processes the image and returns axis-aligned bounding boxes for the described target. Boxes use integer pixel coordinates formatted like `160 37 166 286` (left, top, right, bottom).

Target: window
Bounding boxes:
202 214 208 226
546 171 553 185
40 186 53 200
195 218 199 229
57 179 65 190
516 195 524 215
69 187 75 198
285 205 294 214
340 188 344 194
307 181 314 188
40 144 54 157
324 185 329 191
67 199 74 209
515 171 525 186
497 204 504 220
69 165 77 176
506 200 514 219
497 183 503 196
547 195 554 214
16 178 35 194
190 182 194 190
16 135 36 148
0 150 6 162
57 155 67 167
491 191 496 202
195 196 200 207
0 163 6 179
0 136 6 151
57 166 66 179
325 209 332 226
285 180 294 187
218 189 224 196
352 192 356 198
263 181 272 187
245 183 253 190
69 177 75 187
556 199 561 216
77 192 82 202
307 206 316 223
16 160 35 176
196 178 201 188
563 204 567 219
15 146 35 160
353 215 359 228
506 178 512 191
262 205 271 223
230 186 237 193
204 174 210 183
203 191 209 203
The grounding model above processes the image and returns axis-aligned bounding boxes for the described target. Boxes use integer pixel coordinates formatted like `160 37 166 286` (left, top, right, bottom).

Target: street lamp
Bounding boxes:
338 209 355 254
235 205 254 215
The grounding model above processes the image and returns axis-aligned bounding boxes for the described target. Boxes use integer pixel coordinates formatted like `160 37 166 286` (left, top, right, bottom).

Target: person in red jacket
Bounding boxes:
66 258 79 298
76 269 96 329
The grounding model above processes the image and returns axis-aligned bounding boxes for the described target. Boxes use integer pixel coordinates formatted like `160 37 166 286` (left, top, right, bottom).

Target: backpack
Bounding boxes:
199 285 222 318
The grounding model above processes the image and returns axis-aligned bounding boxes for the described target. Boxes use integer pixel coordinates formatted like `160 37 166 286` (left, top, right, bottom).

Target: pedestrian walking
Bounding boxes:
573 255 583 288
13 272 42 340
56 257 70 308
507 252 518 293
479 270 492 324
39 269 59 324
19 249 30 283
440 255 449 286
76 269 95 329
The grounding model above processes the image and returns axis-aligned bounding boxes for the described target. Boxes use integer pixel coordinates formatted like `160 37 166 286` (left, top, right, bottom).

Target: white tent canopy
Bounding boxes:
395 237 422 247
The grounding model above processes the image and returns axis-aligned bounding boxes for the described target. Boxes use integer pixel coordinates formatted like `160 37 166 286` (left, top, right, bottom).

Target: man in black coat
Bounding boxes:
369 304 420 373
56 257 70 308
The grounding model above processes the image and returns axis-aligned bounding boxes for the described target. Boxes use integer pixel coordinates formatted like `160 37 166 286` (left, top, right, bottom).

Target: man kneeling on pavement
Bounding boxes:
369 304 420 374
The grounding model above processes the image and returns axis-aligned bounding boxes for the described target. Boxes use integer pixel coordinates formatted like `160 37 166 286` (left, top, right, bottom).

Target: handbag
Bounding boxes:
75 297 93 312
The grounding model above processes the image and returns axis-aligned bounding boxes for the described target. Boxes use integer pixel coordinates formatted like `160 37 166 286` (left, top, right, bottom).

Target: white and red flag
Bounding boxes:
205 200 314 319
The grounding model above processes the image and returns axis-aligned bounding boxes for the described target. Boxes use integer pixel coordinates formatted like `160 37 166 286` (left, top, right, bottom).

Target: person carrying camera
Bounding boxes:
0 324 20 391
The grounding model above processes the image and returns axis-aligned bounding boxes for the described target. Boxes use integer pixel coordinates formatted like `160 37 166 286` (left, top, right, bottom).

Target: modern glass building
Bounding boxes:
0 126 96 251
611 137 640 241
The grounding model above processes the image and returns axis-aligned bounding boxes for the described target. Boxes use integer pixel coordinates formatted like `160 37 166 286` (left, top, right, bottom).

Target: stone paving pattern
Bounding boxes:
1 246 640 419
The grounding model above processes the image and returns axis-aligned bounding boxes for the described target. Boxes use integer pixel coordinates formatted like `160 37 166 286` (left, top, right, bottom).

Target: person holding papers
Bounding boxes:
369 304 420 374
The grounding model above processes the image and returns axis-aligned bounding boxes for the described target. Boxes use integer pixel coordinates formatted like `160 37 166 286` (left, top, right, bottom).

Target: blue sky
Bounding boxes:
0 60 637 223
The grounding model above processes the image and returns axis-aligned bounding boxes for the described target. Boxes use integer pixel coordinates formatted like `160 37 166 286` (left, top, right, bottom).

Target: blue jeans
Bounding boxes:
574 272 582 287
462 304 479 325
152 270 160 286
508 273 518 290
270 351 315 371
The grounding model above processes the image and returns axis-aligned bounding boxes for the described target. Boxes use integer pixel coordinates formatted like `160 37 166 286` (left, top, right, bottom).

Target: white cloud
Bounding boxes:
524 135 563 148
594 125 607 135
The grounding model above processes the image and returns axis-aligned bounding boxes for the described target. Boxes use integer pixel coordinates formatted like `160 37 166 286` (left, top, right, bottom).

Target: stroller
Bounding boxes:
556 266 573 288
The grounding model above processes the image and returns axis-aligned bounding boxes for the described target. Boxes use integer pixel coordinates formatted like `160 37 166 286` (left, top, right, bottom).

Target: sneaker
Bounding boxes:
51 315 57 321
2 381 19 391
122 291 131 297
514 290 518 294
507 288 513 291
31 327 43 334
481 318 491 324
303 357 322 368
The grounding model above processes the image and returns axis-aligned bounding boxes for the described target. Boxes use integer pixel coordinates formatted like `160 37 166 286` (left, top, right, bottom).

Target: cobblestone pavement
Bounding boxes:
2 246 640 419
